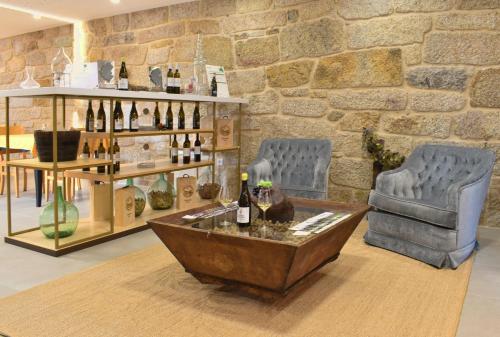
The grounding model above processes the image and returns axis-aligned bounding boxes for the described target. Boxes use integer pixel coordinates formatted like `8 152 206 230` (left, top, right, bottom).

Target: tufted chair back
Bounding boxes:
248 138 332 199
377 144 496 208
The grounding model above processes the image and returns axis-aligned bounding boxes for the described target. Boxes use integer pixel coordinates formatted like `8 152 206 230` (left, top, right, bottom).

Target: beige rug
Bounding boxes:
0 222 473 337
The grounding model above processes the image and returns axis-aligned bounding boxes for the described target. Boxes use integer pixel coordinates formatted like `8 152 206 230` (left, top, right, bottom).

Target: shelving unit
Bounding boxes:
1 87 247 256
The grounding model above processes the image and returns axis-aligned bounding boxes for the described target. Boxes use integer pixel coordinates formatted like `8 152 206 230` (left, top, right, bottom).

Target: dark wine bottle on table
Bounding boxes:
96 100 106 132
85 100 95 132
194 133 201 162
166 65 174 94
97 141 106 173
154 102 161 128
82 140 90 171
193 102 200 129
129 101 139 132
113 139 120 172
166 101 173 130
171 135 179 164
211 74 217 97
183 134 191 164
118 59 128 90
237 173 251 227
178 102 185 129
113 101 124 133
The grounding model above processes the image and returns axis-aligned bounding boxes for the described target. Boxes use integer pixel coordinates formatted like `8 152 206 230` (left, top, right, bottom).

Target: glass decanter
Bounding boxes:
193 32 209 96
39 186 79 239
126 178 147 217
20 66 41 89
147 173 176 210
51 47 72 87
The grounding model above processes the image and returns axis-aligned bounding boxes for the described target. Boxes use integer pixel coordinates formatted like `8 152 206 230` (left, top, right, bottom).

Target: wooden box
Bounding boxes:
90 183 111 221
176 175 202 210
216 117 233 148
115 187 135 227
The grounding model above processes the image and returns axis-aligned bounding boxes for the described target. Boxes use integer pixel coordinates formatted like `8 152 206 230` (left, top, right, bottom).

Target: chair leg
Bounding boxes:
0 170 4 195
23 169 27 192
77 178 82 191
14 167 20 198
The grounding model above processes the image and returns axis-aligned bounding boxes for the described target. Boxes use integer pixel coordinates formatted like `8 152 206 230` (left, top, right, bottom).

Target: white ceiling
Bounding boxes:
0 0 192 39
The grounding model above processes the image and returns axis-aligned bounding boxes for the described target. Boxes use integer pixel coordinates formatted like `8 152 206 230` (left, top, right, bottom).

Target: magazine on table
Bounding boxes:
291 212 351 236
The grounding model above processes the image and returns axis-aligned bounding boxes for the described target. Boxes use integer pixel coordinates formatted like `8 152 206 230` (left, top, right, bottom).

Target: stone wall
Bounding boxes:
1 0 500 226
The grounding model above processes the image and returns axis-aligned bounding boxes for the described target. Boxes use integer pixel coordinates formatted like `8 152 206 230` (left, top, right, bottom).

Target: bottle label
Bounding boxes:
116 119 123 129
167 78 174 87
195 146 201 155
183 148 190 157
96 119 103 130
174 78 181 88
114 153 120 161
171 147 178 157
88 120 94 131
99 153 106 160
118 78 128 89
81 154 89 159
237 207 250 224
131 119 139 129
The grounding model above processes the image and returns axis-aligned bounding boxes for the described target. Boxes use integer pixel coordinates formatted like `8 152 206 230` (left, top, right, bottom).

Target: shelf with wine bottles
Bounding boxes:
64 159 213 183
6 158 112 171
82 129 214 139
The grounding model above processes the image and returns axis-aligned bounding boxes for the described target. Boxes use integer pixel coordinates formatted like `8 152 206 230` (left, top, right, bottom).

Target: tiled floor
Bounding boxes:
0 179 499 336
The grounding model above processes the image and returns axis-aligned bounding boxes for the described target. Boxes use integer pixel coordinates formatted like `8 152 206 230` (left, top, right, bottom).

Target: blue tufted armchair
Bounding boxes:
365 144 496 269
247 139 332 200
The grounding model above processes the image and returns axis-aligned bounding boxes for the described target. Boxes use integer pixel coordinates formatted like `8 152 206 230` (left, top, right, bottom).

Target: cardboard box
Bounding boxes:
90 183 112 221
115 187 135 227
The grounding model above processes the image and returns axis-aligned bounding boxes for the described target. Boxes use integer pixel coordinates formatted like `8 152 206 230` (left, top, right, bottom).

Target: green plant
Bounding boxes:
362 128 405 171
257 180 273 188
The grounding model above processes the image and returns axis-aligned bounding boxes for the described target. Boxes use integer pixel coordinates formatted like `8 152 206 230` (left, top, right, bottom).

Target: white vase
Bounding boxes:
20 66 41 89
51 47 72 88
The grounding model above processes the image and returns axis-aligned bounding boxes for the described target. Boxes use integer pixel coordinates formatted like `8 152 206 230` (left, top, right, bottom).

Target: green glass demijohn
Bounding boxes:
39 186 79 239
126 178 146 217
147 173 176 210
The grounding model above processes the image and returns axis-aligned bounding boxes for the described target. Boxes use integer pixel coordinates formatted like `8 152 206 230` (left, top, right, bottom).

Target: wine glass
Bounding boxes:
258 187 272 222
219 184 233 226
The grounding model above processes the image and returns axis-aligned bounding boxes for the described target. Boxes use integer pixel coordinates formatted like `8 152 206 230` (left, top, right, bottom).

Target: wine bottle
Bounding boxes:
210 74 217 97
166 64 174 94
113 100 124 132
178 102 185 129
96 100 106 132
183 134 191 164
193 102 200 129
237 173 251 227
166 101 173 130
85 100 95 132
118 59 128 90
129 101 139 132
82 140 90 171
107 147 112 174
154 102 161 128
171 135 179 164
194 133 201 162
174 64 181 94
113 139 120 172
97 141 106 173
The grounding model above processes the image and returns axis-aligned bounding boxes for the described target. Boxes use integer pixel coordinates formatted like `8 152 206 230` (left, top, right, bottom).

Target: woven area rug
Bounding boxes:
0 222 472 337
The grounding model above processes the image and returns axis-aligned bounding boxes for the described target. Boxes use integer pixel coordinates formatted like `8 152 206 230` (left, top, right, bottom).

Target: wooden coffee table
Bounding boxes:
149 198 370 298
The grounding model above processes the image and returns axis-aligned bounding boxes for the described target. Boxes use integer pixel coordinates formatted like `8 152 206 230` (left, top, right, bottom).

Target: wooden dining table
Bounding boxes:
0 133 44 207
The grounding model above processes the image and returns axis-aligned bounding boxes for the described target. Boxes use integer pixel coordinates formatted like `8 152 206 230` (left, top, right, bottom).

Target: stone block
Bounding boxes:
222 11 287 33
201 0 236 17
104 32 135 46
0 38 11 52
275 0 311 6
243 90 279 115
332 132 366 158
280 88 309 97
471 68 500 108
339 112 380 132
436 12 497 30
236 0 272 13
266 60 314 87
409 91 466 112
406 67 468 91
188 20 220 34
112 14 129 32
423 32 500 65
455 111 500 140
227 68 266 96
235 36 279 67
103 45 148 65
312 48 402 89
330 157 373 189
394 0 454 12
6 56 25 72
336 0 392 19
297 0 334 21
147 46 171 65
137 22 185 44
330 89 407 111
381 114 452 138
347 15 431 49
280 18 345 60
131 7 168 30
171 36 197 62
169 1 200 20
327 111 345 122
25 50 46 66
402 44 422 66
457 0 500 9
204 36 234 69
282 99 328 117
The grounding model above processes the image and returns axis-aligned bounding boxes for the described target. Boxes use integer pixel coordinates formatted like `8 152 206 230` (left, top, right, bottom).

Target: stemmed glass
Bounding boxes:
218 184 233 226
257 187 272 237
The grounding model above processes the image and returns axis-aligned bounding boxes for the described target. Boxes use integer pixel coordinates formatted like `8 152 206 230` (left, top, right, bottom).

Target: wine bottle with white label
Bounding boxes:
113 139 120 172
118 59 128 90
166 101 174 130
193 102 200 129
237 173 251 227
97 141 106 173
174 64 181 94
113 100 124 133
194 133 201 162
171 135 178 164
82 140 90 171
183 134 191 164
96 100 106 132
178 102 185 129
166 65 174 94
129 101 139 132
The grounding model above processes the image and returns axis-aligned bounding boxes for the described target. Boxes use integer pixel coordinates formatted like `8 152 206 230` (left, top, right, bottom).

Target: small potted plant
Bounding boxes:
251 180 294 224
362 128 406 189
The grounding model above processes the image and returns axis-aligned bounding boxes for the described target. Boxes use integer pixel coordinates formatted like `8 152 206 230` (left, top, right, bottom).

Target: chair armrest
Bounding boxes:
375 168 415 196
313 157 330 192
247 158 272 187
446 164 495 209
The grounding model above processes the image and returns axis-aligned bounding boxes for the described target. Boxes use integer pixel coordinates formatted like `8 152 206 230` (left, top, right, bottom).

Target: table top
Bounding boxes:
149 198 370 246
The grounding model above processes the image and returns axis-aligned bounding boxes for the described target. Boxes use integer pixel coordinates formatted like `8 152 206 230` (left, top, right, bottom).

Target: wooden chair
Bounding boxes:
0 125 29 198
